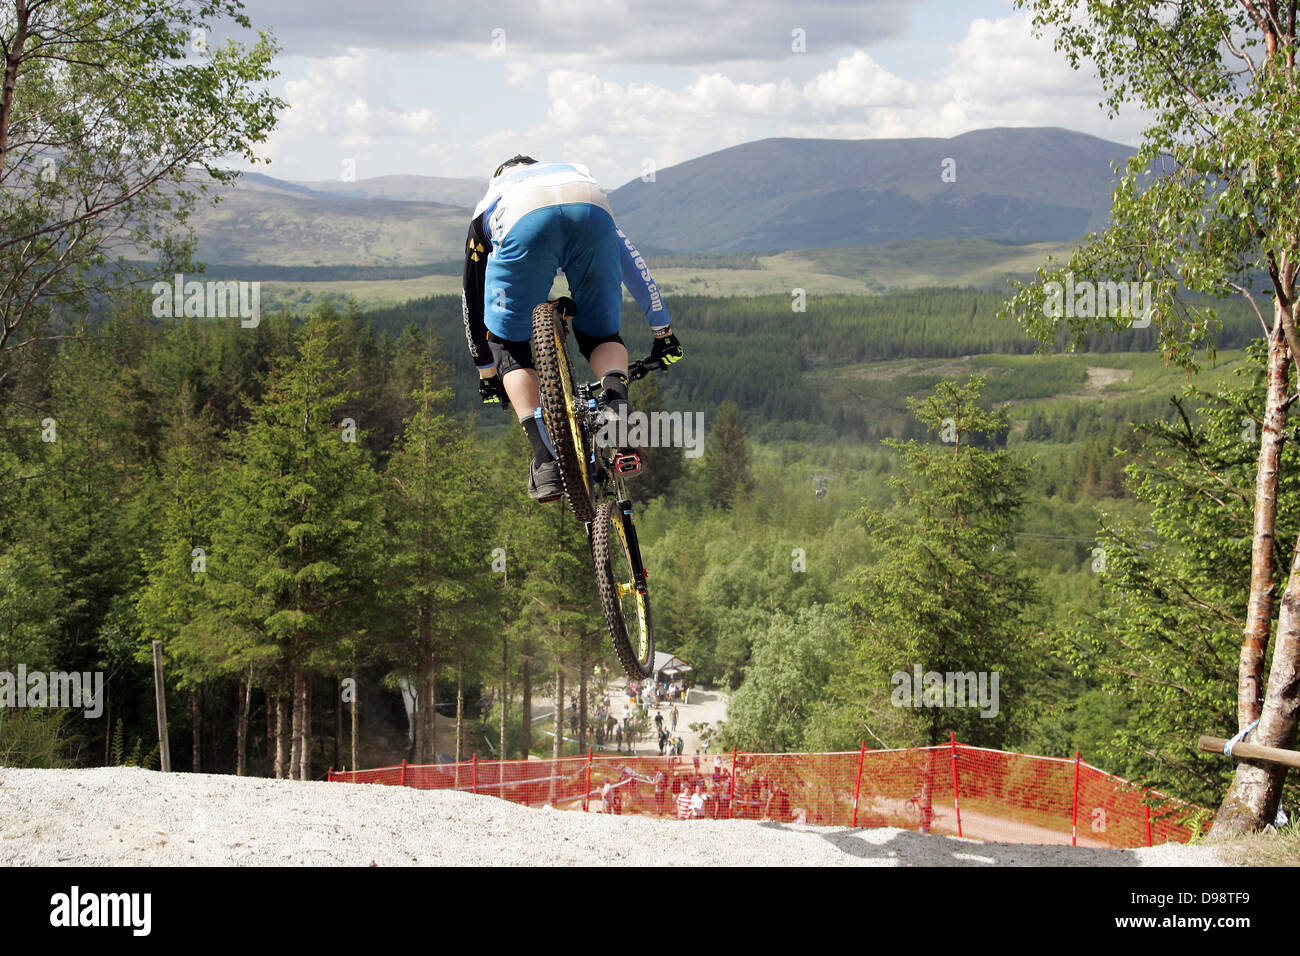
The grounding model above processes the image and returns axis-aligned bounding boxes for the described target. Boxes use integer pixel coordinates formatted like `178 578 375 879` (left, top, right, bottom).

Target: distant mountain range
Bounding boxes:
283 173 488 208
607 127 1135 253
188 172 474 267
186 127 1134 267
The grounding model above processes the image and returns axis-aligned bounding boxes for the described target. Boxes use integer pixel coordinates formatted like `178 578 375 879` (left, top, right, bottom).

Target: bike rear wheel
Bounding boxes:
531 300 596 523
591 497 654 679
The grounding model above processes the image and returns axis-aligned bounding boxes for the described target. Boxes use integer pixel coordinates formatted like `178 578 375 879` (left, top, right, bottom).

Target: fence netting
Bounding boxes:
328 740 1206 848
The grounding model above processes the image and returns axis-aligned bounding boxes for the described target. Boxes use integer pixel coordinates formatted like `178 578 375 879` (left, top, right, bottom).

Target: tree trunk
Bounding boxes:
298 673 311 781
414 589 435 763
548 665 564 805
553 666 565 761
1212 526 1300 837
500 633 509 760
102 682 111 765
579 661 589 753
333 676 342 771
191 686 202 772
266 693 276 777
415 652 431 764
350 666 358 773
289 673 301 779
0 0 32 162
1213 290 1300 838
236 667 252 776
455 662 464 764
274 694 288 779
521 637 532 759
425 657 437 764
1239 324 1289 727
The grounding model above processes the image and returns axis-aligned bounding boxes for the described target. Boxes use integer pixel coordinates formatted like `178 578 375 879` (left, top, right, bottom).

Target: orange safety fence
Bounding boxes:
327 737 1208 848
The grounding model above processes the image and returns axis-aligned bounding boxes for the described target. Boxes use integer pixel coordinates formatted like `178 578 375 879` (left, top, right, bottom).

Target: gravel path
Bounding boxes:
0 767 1228 867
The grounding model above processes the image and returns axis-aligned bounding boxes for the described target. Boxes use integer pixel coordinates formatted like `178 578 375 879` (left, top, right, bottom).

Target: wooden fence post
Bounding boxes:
151 641 171 773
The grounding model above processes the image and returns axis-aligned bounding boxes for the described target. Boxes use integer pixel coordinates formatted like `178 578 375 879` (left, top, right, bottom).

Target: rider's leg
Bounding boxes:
560 202 631 409
589 340 629 382
502 367 541 421
488 334 560 499
483 204 562 451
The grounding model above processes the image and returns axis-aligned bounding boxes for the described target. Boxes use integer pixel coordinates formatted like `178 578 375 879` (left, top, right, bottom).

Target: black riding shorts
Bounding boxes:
488 328 626 376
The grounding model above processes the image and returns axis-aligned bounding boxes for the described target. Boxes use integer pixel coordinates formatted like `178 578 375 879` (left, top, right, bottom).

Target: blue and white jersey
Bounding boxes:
473 161 609 243
460 161 670 369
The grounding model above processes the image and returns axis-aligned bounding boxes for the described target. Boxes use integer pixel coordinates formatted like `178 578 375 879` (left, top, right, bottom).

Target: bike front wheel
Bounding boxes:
591 497 654 678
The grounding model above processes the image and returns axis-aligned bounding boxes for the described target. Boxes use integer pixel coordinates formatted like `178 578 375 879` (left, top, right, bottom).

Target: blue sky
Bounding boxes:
229 0 1145 188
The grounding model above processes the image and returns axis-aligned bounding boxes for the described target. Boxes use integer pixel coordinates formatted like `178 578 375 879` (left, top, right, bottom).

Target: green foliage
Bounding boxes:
1004 0 1299 369
0 0 284 364
197 308 384 685
0 708 71 768
723 605 848 752
109 718 158 769
626 372 684 501
363 289 1261 441
704 401 752 507
1069 347 1300 807
811 377 1042 750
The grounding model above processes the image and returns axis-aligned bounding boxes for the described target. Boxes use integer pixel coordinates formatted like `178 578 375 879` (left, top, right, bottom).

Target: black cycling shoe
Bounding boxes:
528 456 564 502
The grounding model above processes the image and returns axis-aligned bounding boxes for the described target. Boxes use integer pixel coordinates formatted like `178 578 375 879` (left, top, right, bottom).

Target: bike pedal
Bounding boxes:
614 451 642 475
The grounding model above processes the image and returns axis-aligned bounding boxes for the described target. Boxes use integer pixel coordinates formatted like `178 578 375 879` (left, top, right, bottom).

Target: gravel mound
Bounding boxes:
0 766 1228 867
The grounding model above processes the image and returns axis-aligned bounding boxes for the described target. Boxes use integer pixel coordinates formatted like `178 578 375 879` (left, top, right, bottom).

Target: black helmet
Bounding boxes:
493 154 537 178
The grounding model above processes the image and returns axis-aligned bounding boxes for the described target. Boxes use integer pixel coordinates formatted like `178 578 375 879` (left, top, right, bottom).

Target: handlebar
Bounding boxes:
627 357 662 383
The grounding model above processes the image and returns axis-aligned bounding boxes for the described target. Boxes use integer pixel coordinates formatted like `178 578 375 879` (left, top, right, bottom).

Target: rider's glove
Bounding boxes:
478 373 506 404
650 328 684 369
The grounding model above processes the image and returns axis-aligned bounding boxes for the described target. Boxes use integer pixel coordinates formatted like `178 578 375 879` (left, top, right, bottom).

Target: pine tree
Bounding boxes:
704 400 752 507
628 372 685 501
380 370 496 763
205 311 382 780
813 377 1040 827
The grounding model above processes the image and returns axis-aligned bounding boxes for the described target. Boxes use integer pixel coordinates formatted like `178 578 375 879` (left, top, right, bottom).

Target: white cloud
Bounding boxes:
271 50 440 164
543 69 804 139
803 51 916 110
236 9 1151 184
506 62 538 88
923 12 1144 140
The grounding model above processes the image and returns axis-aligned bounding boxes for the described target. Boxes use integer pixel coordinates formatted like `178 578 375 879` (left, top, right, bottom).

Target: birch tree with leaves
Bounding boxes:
1001 0 1300 835
0 0 282 382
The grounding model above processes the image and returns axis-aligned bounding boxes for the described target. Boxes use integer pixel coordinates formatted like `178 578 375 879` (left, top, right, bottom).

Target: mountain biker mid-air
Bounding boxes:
461 155 683 501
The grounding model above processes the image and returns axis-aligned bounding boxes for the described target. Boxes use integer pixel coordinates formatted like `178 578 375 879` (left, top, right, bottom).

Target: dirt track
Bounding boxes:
0 767 1228 867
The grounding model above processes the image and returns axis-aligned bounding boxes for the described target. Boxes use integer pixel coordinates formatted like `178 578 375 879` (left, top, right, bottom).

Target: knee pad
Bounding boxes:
573 328 625 362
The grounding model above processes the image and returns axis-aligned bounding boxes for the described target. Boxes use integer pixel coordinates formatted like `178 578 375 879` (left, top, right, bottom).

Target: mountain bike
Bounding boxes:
531 298 667 679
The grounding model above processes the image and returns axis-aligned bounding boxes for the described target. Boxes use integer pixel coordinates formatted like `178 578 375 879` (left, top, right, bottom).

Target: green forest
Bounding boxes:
0 283 1287 815
3 0 1299 845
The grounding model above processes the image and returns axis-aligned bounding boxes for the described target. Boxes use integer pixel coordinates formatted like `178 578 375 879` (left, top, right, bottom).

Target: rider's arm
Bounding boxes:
461 215 495 374
614 225 671 331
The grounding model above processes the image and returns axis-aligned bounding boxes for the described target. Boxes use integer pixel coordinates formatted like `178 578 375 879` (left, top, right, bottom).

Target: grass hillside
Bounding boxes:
249 237 1082 309
186 175 469 266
